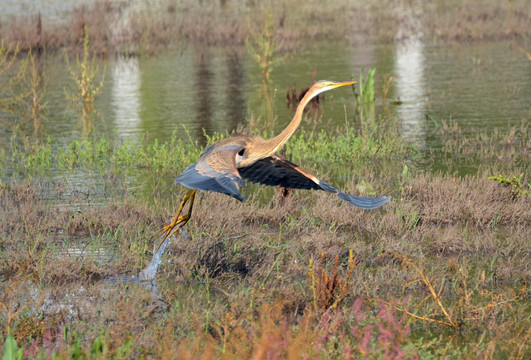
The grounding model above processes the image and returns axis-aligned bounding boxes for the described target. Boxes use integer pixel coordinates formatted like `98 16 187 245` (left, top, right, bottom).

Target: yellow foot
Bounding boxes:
159 215 190 239
156 190 196 252
161 215 187 233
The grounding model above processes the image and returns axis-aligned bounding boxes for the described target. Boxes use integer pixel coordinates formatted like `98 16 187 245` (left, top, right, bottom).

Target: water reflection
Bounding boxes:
194 51 214 145
225 52 246 130
1 36 529 178
63 243 111 264
111 56 142 139
393 3 427 146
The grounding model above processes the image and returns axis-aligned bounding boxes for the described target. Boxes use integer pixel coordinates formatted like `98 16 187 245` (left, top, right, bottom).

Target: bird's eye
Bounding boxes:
238 149 245 156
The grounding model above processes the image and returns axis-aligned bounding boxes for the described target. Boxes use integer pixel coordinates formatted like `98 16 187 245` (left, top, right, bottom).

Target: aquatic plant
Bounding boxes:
0 40 17 103
65 27 105 134
16 51 47 136
381 73 394 103
2 120 409 184
352 67 376 135
285 69 322 113
353 67 375 106
0 41 26 116
0 47 47 140
246 9 283 82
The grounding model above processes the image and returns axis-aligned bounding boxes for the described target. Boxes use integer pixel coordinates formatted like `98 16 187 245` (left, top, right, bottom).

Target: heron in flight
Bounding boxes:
158 80 390 250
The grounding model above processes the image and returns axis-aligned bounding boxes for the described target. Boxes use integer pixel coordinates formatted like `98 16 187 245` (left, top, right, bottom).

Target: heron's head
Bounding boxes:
308 80 357 98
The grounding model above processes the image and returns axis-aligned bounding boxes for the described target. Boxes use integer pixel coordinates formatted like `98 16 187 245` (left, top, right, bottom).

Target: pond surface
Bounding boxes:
4 39 529 168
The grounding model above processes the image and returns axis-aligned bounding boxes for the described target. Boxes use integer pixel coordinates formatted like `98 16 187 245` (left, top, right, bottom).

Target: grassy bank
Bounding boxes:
0 119 529 358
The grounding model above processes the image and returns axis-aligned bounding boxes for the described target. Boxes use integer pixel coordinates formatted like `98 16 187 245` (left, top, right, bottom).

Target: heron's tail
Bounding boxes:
338 191 390 210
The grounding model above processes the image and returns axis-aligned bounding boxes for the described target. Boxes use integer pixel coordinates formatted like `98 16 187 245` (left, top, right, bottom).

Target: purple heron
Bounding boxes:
158 80 390 250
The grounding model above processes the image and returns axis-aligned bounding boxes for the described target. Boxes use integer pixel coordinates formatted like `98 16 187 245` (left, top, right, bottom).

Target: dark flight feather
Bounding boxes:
239 156 390 210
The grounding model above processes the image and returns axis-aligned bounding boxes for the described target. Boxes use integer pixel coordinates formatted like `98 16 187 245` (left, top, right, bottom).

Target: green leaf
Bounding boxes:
70 339 83 360
91 335 103 356
2 334 24 360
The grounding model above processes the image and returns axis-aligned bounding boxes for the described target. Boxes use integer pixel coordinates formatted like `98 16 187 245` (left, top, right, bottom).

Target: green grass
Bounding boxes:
2 116 411 184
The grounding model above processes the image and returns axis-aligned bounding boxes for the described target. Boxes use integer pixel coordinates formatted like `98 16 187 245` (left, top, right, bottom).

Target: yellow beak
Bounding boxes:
330 80 358 88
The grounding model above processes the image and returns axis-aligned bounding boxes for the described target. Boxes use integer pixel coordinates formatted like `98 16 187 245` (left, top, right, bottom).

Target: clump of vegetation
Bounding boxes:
0 40 23 114
17 51 46 136
65 27 105 134
388 252 527 333
245 9 287 127
246 9 284 82
352 67 376 136
488 174 530 199
0 42 47 137
353 67 375 106
309 250 356 311
1 118 409 187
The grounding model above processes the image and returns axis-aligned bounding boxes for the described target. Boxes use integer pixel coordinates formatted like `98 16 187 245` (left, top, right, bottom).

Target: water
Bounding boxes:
51 225 188 298
139 229 188 282
1 1 529 154
1 36 529 215
0 40 528 208
3 41 529 155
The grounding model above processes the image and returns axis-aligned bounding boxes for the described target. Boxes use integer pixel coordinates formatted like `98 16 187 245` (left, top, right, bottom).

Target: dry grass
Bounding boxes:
0 155 529 357
0 0 530 56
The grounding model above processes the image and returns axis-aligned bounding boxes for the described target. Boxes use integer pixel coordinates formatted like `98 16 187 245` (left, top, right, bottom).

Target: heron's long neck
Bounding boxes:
264 89 318 155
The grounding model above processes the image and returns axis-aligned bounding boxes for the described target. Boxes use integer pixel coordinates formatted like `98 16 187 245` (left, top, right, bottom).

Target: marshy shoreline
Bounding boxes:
1 121 530 358
0 0 530 358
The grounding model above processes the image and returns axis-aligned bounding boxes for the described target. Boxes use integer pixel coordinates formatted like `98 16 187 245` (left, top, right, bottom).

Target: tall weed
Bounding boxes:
65 27 105 134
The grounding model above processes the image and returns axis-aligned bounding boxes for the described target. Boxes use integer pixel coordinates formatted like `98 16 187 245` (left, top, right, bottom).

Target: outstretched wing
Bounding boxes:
238 155 321 190
175 144 245 201
238 155 390 210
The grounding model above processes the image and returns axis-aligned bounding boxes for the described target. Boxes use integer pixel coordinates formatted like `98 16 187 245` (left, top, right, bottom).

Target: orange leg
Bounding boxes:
156 190 196 251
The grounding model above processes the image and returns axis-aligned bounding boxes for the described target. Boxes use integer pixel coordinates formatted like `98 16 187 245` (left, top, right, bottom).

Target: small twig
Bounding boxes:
381 300 455 328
